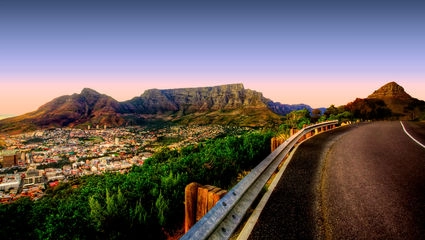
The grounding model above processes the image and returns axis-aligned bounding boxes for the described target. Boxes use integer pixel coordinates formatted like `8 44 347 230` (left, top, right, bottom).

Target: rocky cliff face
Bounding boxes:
122 83 266 114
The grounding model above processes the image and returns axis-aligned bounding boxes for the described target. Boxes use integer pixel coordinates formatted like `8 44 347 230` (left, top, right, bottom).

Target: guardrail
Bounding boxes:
181 120 338 240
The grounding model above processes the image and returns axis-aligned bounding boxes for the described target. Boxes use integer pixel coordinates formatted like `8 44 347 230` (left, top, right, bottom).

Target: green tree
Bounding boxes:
286 109 311 129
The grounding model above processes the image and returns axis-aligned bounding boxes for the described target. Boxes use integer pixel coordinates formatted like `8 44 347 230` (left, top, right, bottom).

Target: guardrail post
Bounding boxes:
185 182 200 232
185 183 228 233
197 186 209 221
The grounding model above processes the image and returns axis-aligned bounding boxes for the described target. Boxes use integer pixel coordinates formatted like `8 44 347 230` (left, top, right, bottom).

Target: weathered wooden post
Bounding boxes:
185 182 200 232
185 183 227 233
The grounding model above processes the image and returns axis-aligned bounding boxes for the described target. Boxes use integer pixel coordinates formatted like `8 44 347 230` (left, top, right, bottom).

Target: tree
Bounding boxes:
345 98 392 120
310 109 322 123
286 109 311 129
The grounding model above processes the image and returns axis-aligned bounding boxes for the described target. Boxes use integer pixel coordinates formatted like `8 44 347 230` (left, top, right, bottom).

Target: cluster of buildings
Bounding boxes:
0 125 229 203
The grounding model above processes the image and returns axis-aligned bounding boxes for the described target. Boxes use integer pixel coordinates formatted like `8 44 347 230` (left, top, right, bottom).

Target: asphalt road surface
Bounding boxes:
247 121 425 240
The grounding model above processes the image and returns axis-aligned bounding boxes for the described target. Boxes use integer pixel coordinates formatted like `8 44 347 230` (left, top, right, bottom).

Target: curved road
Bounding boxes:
247 121 425 240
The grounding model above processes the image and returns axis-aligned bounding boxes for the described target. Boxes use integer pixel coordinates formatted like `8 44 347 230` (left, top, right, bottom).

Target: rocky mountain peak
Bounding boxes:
368 81 412 100
80 88 101 96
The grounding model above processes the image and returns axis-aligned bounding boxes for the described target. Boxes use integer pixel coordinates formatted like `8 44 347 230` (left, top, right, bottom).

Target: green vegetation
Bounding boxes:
36 159 71 170
79 136 104 143
0 131 273 239
23 137 44 144
323 105 354 122
345 99 392 120
277 108 314 136
156 135 183 145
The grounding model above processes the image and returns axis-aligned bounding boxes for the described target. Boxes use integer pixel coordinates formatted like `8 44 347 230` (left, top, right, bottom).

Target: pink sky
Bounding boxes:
2 0 424 116
1 74 424 116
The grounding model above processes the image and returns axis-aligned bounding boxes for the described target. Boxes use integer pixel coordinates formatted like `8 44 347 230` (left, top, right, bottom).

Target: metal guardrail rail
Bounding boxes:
181 120 338 240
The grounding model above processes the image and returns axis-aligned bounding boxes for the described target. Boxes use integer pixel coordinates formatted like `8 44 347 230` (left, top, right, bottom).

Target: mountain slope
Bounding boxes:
367 81 425 119
346 81 425 120
1 84 299 133
0 88 125 133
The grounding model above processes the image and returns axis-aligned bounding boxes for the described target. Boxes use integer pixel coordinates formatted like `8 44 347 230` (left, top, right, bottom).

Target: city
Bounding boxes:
0 124 232 203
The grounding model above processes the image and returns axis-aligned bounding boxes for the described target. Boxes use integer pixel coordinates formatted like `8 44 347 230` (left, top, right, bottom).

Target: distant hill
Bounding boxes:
0 84 316 134
266 102 316 115
346 81 425 120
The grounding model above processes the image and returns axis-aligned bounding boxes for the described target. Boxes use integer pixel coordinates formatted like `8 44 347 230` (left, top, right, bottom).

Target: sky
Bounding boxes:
1 0 424 115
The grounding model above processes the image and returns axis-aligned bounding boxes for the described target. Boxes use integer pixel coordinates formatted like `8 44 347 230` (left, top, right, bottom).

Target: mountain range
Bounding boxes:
1 82 424 134
0 84 311 134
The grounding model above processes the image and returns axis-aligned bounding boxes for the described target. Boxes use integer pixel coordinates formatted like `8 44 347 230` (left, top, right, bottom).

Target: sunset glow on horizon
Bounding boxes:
1 0 424 115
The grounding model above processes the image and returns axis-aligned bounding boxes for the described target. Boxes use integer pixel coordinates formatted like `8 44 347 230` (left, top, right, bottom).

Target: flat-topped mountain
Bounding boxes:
1 84 312 134
121 83 265 114
120 83 285 127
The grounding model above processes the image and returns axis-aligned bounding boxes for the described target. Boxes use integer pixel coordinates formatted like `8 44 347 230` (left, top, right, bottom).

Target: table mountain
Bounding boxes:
1 84 314 134
121 83 285 127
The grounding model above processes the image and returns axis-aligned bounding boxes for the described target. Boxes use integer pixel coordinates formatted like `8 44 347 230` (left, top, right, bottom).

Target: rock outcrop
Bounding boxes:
368 81 412 100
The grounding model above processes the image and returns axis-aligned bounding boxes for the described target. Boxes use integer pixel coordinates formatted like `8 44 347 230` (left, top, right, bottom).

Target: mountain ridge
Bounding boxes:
0 83 313 133
1 82 424 134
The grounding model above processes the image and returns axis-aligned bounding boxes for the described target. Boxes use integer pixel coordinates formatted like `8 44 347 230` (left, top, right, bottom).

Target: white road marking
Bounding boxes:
400 121 425 149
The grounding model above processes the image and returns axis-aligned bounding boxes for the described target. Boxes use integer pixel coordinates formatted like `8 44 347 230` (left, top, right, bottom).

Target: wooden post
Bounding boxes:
184 183 228 233
207 186 221 211
185 182 200 232
196 187 209 221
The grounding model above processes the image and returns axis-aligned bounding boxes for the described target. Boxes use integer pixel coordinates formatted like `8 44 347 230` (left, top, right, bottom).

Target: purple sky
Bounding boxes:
1 0 424 115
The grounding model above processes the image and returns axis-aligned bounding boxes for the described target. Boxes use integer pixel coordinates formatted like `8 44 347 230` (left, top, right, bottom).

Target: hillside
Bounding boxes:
346 82 425 120
1 84 312 133
0 89 125 134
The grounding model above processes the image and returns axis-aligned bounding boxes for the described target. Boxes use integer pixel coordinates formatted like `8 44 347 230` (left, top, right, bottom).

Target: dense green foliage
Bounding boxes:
36 159 71 170
0 131 272 239
345 99 392 120
277 109 311 135
324 105 354 122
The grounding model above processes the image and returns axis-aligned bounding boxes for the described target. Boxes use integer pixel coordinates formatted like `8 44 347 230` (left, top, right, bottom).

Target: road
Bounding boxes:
246 121 425 240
